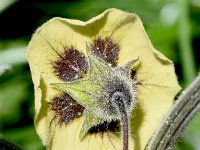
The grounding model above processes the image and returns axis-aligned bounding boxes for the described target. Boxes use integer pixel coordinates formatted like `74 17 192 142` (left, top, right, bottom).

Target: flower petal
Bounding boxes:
49 117 123 150
27 8 181 150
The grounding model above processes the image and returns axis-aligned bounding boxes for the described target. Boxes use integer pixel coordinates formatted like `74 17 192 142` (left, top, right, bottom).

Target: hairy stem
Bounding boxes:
147 75 200 150
116 99 129 150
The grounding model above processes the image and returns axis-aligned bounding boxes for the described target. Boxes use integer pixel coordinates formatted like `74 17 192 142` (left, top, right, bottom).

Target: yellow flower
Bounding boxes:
27 8 181 150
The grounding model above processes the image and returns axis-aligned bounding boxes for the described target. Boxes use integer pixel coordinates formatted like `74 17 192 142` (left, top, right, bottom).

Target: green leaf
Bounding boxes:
86 44 110 78
51 80 101 107
79 111 105 139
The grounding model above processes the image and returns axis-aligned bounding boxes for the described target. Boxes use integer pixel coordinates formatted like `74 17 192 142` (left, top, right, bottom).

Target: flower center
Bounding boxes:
102 73 136 118
49 36 136 138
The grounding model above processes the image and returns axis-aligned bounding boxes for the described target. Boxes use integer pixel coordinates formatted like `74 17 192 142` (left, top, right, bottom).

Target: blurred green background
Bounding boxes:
0 0 199 150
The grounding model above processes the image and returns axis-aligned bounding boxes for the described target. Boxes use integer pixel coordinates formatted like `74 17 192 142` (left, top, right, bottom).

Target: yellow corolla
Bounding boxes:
27 8 181 150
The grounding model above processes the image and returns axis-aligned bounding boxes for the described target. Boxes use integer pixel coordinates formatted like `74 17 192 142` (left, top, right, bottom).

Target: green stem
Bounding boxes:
177 0 196 84
146 75 200 150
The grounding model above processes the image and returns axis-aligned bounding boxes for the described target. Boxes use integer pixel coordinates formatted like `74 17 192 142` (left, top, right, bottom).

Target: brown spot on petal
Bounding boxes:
49 94 84 125
89 120 120 134
53 47 89 82
131 69 137 80
91 37 120 67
